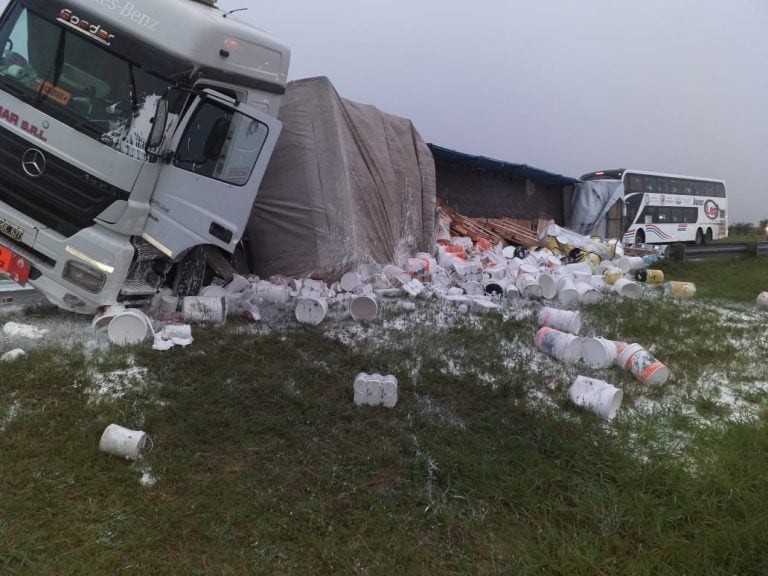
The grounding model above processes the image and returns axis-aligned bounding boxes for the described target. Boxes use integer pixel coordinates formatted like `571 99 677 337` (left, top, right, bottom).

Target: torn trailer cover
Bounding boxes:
244 76 437 281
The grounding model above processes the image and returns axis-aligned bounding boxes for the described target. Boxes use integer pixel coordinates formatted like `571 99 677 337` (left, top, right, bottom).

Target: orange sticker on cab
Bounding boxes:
38 81 72 106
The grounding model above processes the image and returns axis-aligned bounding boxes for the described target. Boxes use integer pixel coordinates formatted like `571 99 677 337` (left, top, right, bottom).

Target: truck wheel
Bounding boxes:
635 230 645 245
705 228 713 244
695 229 705 245
171 245 208 297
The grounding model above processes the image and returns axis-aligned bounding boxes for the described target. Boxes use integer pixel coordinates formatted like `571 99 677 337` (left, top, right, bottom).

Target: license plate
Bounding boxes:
0 245 30 284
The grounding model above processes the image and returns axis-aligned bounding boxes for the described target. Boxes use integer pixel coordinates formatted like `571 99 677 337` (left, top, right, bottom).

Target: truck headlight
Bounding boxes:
63 260 106 293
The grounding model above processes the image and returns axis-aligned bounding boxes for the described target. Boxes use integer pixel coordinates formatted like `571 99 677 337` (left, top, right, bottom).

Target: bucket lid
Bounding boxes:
349 294 378 321
107 309 152 345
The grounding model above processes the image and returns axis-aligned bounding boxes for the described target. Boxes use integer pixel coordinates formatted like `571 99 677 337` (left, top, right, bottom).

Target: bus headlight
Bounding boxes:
63 260 106 293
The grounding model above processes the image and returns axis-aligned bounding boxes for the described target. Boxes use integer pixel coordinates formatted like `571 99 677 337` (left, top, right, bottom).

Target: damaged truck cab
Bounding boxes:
0 0 289 312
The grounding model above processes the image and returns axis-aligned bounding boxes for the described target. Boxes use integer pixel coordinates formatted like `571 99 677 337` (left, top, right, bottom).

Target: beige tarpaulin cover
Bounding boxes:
245 76 436 281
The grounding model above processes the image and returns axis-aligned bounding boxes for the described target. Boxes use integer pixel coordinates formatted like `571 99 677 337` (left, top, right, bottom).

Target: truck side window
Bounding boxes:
174 101 269 186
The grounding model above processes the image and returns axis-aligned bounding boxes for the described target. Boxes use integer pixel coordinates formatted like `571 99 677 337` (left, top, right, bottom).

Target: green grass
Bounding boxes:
2 258 768 574
656 257 768 301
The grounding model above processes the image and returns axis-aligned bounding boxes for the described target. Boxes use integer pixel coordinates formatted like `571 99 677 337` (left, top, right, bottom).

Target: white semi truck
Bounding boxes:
0 0 289 312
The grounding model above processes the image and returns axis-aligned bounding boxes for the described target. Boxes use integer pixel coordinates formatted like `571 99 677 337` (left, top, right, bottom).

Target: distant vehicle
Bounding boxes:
580 169 728 245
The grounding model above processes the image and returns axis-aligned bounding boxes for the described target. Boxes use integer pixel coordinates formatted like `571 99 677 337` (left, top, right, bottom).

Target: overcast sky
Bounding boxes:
217 0 767 225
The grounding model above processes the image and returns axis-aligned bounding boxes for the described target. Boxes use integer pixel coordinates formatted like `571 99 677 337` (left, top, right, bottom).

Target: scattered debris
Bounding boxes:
2 321 48 339
757 291 768 309
1 348 25 362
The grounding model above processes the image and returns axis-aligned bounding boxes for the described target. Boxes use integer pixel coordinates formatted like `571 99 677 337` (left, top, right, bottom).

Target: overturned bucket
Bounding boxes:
538 306 581 334
666 281 696 299
107 309 153 345
535 327 583 364
99 423 150 460
295 297 328 325
619 343 671 386
568 375 623 420
349 294 378 321
582 337 618 369
182 296 227 324
613 278 642 299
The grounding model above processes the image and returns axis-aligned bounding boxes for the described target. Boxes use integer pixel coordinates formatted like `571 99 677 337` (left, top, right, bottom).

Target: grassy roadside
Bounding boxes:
2 258 768 575
656 255 768 301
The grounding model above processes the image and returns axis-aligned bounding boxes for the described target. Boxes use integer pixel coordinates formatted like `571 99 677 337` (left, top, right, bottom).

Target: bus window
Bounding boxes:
669 179 681 195
714 183 725 197
696 182 706 196
644 177 656 193
658 178 669 193
628 174 643 192
685 208 697 223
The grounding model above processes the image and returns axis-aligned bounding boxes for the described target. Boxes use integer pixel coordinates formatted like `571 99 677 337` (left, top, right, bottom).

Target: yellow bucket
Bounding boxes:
646 269 664 284
667 281 696 299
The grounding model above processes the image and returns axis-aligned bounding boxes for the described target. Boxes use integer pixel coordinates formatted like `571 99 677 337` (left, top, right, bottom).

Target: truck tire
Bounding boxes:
635 229 645 245
705 228 713 244
695 229 705 245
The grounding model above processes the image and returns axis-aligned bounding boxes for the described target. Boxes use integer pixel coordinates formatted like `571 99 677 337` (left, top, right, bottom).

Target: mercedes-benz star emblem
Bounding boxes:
21 148 46 178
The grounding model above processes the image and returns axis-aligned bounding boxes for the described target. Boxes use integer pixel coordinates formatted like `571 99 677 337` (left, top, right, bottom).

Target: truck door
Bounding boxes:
142 94 281 259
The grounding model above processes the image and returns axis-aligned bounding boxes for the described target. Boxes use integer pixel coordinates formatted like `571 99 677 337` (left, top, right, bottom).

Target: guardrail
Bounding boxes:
669 241 768 261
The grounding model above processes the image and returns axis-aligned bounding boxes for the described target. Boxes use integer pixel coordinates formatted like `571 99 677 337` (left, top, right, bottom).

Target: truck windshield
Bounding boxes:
0 5 173 160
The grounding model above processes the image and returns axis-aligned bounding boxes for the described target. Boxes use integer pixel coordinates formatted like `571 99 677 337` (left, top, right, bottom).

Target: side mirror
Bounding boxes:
147 99 169 150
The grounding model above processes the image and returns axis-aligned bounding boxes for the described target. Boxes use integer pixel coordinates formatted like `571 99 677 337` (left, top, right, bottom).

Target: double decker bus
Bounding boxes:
580 169 728 245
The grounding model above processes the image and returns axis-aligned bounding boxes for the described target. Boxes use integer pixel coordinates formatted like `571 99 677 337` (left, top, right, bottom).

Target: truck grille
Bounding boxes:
0 125 130 238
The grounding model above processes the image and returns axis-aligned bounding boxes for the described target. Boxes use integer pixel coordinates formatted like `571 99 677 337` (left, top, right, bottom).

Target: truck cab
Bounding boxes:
0 0 289 312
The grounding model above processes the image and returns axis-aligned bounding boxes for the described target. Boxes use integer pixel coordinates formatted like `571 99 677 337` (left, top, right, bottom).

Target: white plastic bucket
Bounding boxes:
92 304 126 333
182 296 227 324
381 374 398 408
99 423 149 460
582 337 618 369
535 327 582 363
504 284 520 299
462 280 484 296
502 245 518 259
589 274 608 292
340 271 363 292
107 309 153 345
757 291 768 309
621 346 671 386
349 294 378 321
295 297 328 325
538 306 581 334
516 273 543 299
538 274 560 300
576 282 602 304
561 261 593 275
616 256 646 273
200 284 227 297
568 375 623 420
571 271 593 285
484 278 507 296
383 264 412 287
613 278 642 299
557 276 579 306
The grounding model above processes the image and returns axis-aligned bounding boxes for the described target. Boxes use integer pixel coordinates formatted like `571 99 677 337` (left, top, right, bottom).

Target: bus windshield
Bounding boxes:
0 5 174 160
